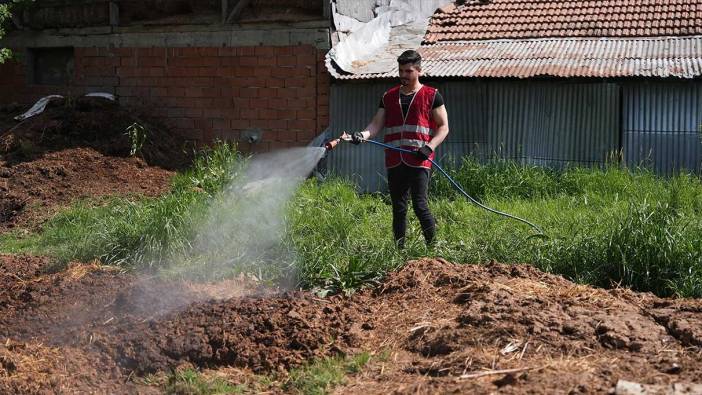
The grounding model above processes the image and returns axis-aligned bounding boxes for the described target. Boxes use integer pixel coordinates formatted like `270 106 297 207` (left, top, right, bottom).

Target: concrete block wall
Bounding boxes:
0 44 330 151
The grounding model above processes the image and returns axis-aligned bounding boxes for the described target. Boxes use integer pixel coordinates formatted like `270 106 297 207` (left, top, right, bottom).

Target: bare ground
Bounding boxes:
1 255 700 394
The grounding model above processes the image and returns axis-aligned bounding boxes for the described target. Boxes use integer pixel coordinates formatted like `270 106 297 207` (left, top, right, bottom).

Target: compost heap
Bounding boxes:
0 97 189 230
0 256 700 394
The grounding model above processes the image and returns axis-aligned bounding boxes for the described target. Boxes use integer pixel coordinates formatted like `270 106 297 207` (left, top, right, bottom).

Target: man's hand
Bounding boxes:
351 131 365 145
415 145 433 160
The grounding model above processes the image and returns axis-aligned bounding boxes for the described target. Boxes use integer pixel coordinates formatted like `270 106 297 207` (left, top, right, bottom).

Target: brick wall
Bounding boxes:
0 44 330 152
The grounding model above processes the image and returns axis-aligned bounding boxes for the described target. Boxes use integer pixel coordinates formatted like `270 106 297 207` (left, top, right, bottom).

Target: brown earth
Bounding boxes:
1 255 700 394
0 97 191 230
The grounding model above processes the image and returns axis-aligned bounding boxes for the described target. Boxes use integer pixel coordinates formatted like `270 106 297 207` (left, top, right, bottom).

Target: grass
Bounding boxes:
164 368 244 395
157 352 375 395
2 143 701 297
284 352 373 395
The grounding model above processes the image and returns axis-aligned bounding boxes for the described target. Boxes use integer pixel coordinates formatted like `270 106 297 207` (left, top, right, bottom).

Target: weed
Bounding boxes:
124 122 148 156
165 368 243 395
285 352 372 395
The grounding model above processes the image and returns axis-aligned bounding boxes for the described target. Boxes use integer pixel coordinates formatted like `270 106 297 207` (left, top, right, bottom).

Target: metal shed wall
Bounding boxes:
326 79 700 191
623 82 702 175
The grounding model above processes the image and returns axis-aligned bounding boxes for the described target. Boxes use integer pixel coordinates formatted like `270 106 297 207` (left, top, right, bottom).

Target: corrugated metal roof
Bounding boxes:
427 0 702 43
327 36 702 80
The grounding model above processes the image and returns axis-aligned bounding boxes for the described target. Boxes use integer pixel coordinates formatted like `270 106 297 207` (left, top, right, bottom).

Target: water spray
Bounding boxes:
325 132 545 237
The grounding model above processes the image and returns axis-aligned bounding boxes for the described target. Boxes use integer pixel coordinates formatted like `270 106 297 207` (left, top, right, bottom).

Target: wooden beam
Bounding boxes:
109 1 119 27
225 0 252 24
221 0 228 24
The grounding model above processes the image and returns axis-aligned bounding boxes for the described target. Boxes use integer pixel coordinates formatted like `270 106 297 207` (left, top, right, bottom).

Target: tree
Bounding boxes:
0 0 34 63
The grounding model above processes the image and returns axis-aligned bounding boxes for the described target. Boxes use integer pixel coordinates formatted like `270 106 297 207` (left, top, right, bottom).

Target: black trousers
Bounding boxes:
387 163 436 247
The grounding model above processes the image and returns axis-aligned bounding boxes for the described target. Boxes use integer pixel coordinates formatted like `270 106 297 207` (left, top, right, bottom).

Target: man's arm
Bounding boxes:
427 104 448 150
359 108 385 140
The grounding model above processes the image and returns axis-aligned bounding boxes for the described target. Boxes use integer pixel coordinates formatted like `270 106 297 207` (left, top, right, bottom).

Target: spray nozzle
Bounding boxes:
324 132 352 151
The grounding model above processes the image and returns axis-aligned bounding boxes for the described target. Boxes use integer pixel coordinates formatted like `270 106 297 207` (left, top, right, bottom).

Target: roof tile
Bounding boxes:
426 0 702 43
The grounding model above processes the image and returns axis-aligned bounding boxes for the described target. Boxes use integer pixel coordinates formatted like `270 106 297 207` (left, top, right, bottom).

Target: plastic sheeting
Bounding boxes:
14 93 116 121
328 0 449 75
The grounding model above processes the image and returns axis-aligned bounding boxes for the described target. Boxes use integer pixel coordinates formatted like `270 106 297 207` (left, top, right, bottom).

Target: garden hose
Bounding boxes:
326 135 545 237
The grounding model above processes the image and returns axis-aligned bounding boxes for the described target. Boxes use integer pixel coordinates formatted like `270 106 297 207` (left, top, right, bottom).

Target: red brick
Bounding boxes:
277 109 298 120
240 88 260 98
237 47 255 56
235 67 256 78
185 87 204 97
170 117 196 129
296 108 316 120
184 108 204 117
218 47 237 56
258 119 287 130
240 110 259 120
168 87 186 97
288 119 316 130
230 119 250 129
211 98 233 108
146 67 165 77
286 97 313 109
296 87 315 97
254 67 271 78
81 66 117 77
121 57 138 67
81 76 119 86
116 67 143 77
167 107 186 117
221 57 239 67
257 56 277 67
138 57 166 67
239 57 258 67
176 77 215 87
198 48 218 57
166 67 199 77
297 130 316 141
265 78 284 88
255 46 276 57
169 57 219 68
277 56 297 67
198 67 219 77
194 119 213 129
175 48 200 57
213 118 230 129
272 130 297 142
257 108 278 120
283 77 308 88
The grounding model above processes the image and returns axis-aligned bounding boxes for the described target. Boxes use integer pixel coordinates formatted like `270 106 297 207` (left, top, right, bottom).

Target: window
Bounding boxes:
28 47 74 85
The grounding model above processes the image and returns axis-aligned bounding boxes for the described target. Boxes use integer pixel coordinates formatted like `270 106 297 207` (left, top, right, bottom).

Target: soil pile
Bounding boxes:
0 97 190 230
1 256 701 394
339 259 702 394
0 97 189 168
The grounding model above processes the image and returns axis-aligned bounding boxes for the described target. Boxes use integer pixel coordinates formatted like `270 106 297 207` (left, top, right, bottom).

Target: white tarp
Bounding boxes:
328 0 450 75
14 93 116 121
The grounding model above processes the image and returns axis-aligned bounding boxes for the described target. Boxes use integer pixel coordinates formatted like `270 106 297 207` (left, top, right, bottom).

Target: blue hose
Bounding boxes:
363 139 545 236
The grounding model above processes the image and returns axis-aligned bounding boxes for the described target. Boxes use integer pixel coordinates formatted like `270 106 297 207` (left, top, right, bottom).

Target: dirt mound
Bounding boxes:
339 259 702 394
1 256 701 393
0 96 193 230
0 96 189 169
105 293 359 375
0 341 149 395
0 147 174 230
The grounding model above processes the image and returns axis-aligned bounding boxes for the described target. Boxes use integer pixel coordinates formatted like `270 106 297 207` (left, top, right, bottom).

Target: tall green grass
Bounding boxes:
3 144 701 298
26 142 246 270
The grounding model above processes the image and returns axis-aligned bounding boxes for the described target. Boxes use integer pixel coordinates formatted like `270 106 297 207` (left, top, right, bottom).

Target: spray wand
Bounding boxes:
325 132 545 236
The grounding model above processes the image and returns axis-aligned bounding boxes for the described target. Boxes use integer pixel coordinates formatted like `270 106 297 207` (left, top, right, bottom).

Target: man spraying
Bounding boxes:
349 50 449 248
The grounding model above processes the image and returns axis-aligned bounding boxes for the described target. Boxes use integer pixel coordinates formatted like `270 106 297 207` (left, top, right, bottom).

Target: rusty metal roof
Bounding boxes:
327 36 702 79
426 0 702 43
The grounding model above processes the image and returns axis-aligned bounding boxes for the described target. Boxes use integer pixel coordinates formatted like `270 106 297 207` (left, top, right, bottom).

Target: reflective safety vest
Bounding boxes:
382 85 437 169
